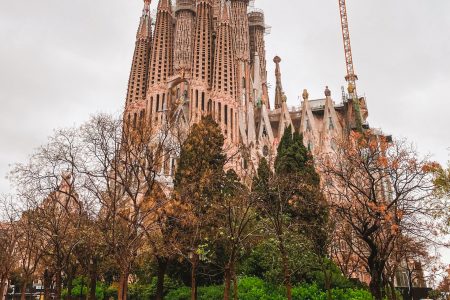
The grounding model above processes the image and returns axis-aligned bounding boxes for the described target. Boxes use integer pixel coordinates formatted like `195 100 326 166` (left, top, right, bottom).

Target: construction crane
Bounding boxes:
338 0 363 131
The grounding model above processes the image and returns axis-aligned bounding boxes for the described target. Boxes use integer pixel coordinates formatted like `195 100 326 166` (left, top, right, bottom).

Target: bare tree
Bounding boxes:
0 196 20 300
320 131 449 300
214 169 258 300
16 211 46 300
76 114 182 300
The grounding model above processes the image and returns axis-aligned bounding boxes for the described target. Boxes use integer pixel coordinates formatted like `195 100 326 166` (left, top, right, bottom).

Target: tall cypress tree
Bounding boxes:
277 127 328 253
175 115 226 209
174 115 226 300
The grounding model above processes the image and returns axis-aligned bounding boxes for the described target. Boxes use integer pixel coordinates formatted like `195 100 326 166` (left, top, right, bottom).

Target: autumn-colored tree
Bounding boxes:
383 235 439 300
253 126 328 300
432 161 450 198
438 265 450 294
0 196 20 300
11 153 84 300
77 114 176 300
174 115 226 300
15 211 46 300
212 169 258 300
9 113 177 300
320 131 449 300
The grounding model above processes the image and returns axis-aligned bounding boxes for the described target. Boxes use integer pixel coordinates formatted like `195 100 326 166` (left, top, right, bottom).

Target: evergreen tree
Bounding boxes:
276 126 328 254
253 127 329 300
174 115 225 208
174 115 226 300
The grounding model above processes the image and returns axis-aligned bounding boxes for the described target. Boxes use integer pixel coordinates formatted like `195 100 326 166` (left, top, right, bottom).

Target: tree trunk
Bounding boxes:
88 260 97 300
20 280 27 300
407 271 414 300
223 264 231 300
155 257 168 300
67 275 73 300
190 254 198 300
118 270 129 300
279 241 292 300
55 270 63 300
43 269 52 300
369 268 383 300
232 268 238 300
389 278 397 300
0 276 7 300
324 268 332 300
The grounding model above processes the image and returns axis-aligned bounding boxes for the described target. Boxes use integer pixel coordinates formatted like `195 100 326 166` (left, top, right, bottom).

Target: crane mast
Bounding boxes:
338 0 358 96
338 0 364 132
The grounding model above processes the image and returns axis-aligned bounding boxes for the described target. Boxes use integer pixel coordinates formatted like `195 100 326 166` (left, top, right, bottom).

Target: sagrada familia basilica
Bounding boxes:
124 0 370 175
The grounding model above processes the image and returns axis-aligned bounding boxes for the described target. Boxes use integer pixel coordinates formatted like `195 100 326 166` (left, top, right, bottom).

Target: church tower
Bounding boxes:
174 0 196 76
229 0 252 143
125 0 152 109
211 2 238 143
191 0 214 123
248 9 269 107
148 0 174 124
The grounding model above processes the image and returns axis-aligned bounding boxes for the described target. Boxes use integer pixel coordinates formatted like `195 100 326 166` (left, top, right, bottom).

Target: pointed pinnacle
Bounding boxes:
220 1 230 23
158 0 172 11
142 0 151 15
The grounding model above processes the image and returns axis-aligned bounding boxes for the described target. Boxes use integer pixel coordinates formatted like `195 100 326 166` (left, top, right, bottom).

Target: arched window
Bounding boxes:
201 92 205 111
150 97 153 115
230 108 234 139
195 90 199 108
224 105 228 125
156 95 160 112
207 99 212 114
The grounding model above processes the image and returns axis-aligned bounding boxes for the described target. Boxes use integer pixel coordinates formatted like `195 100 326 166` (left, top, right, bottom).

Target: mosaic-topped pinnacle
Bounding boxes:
302 89 309 100
325 86 331 97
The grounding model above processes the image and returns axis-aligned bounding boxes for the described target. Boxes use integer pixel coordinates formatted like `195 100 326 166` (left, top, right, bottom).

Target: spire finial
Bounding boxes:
273 56 284 109
143 0 151 13
325 86 331 97
302 89 309 101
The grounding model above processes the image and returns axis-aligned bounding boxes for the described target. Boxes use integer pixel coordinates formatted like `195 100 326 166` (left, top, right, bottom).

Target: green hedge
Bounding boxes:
165 277 373 300
64 276 373 299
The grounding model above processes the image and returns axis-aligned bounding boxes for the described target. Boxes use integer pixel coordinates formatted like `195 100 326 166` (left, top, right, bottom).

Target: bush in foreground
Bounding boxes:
165 277 373 300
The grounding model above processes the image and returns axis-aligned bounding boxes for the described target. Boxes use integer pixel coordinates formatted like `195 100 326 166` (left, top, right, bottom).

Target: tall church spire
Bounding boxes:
249 9 269 108
148 0 174 124
212 2 237 99
125 0 152 108
149 0 174 86
190 0 214 123
211 2 239 143
273 56 284 109
192 0 214 85
174 0 196 75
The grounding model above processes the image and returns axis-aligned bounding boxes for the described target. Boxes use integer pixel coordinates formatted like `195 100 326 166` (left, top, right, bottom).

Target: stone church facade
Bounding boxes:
123 0 370 176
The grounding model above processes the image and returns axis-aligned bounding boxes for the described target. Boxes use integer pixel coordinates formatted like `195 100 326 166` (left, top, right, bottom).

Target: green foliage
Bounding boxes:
174 115 226 206
165 285 223 300
240 240 357 290
165 277 372 300
240 237 318 285
275 126 312 177
128 276 182 300
62 276 107 300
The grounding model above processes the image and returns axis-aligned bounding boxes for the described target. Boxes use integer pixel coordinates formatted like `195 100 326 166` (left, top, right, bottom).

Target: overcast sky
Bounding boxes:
0 0 449 262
